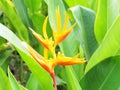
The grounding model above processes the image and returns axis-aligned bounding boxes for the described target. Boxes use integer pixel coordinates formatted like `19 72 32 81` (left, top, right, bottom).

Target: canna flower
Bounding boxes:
23 7 86 90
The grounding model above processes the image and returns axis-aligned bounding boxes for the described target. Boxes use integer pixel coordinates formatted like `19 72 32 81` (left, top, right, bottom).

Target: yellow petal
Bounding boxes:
56 7 61 33
55 53 86 66
62 13 69 31
43 16 49 39
67 22 76 33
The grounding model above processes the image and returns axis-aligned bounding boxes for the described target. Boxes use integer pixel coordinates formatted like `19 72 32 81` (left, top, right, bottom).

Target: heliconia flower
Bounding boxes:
22 42 54 73
22 42 86 73
23 7 86 90
30 7 76 56
22 42 86 90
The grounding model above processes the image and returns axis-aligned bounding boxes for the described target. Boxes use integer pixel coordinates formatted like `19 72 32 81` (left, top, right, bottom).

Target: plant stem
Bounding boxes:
51 71 57 90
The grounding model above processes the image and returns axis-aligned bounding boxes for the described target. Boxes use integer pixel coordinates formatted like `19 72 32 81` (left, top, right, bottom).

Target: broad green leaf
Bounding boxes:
94 0 119 43
85 15 120 73
12 0 33 27
70 6 98 59
108 0 119 29
89 0 98 12
81 56 120 90
0 68 12 90
94 0 107 43
26 74 42 90
0 0 29 42
8 68 22 90
47 0 81 90
0 23 54 90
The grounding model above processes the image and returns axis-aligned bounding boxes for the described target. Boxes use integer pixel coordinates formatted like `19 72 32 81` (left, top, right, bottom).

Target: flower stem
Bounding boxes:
51 71 57 90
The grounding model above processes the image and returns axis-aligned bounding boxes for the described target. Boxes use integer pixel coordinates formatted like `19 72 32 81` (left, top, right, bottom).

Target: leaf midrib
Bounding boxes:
98 63 116 90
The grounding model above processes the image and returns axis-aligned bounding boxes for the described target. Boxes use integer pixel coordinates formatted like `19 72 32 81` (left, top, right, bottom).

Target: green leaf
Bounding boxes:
47 0 82 90
19 85 28 90
107 0 119 28
0 37 5 45
0 0 29 42
56 76 66 86
89 0 98 12
0 50 12 66
81 56 120 90
24 0 44 34
8 68 22 90
64 0 90 7
12 0 33 27
24 0 42 13
26 74 42 90
85 15 120 73
0 68 12 90
0 23 54 90
94 0 119 43
66 66 82 90
70 6 98 59
8 68 28 90
94 0 107 43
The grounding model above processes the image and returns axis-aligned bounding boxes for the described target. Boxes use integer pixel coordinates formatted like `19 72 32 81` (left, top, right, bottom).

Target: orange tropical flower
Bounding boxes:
22 7 86 90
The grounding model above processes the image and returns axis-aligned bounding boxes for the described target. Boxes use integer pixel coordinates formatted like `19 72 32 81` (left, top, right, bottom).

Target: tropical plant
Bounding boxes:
0 0 120 90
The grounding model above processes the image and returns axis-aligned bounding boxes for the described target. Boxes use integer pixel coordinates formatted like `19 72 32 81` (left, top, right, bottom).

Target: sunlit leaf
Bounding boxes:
85 15 120 73
0 23 54 90
94 0 119 43
81 56 120 90
8 68 24 90
0 68 12 90
0 0 29 42
26 74 42 90
70 5 98 59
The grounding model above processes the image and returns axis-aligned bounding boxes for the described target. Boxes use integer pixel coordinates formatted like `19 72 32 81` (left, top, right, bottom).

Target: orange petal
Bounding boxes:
56 22 76 44
22 42 52 73
29 28 50 49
